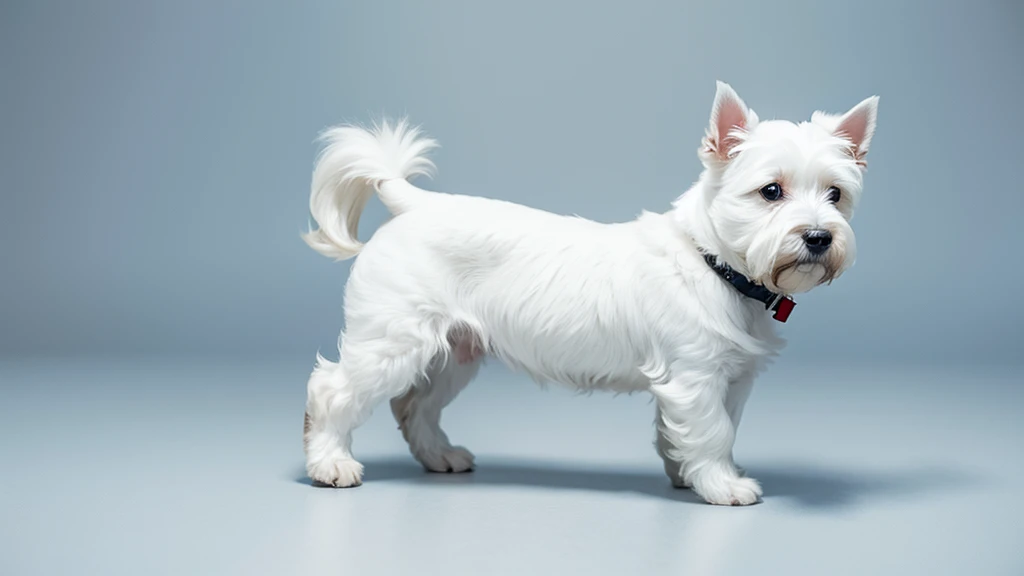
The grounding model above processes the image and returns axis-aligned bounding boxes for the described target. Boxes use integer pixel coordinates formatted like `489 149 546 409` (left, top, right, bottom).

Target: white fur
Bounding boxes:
301 83 878 505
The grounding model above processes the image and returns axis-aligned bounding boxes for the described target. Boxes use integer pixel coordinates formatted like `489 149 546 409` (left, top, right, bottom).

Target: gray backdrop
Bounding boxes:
2 0 1022 365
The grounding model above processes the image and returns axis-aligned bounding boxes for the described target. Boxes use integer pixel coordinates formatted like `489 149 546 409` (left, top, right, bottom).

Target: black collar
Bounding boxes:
699 251 796 323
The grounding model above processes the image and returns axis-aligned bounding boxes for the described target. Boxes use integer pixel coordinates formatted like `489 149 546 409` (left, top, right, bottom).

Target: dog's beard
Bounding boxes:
769 256 841 294
756 232 849 294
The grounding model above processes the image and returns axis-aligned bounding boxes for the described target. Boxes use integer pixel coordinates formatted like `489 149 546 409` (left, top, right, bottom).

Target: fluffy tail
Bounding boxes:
302 118 438 260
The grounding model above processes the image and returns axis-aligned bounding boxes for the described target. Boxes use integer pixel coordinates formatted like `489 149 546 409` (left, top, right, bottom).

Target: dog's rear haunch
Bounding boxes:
301 83 878 505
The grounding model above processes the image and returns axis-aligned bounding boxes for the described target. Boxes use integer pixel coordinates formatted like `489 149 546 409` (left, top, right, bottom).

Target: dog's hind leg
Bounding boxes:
391 333 482 473
303 338 436 487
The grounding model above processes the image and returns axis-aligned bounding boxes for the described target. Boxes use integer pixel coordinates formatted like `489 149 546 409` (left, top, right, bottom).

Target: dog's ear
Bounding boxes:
813 96 879 166
702 81 758 164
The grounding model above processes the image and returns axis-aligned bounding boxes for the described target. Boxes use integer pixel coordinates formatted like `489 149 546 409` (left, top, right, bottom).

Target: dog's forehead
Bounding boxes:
740 119 859 188
750 119 838 156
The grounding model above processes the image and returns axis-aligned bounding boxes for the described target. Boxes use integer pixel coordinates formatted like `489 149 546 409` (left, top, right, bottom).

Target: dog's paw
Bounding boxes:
695 474 762 506
420 446 475 473
308 456 364 488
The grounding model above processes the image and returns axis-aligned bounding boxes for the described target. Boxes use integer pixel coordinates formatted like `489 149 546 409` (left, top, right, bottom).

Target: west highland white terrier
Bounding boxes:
301 82 878 505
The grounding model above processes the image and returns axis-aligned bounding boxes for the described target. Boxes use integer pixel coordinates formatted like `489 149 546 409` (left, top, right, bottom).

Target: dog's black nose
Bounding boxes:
803 229 833 255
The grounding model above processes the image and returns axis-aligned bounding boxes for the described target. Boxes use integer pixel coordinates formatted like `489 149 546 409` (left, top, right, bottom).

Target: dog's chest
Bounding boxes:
670 283 782 370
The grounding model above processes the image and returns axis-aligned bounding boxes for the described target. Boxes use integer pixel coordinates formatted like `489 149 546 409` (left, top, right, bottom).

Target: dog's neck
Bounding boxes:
670 177 749 275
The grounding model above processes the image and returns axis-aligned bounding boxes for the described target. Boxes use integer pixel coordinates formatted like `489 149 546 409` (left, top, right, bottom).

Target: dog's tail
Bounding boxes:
302 118 438 260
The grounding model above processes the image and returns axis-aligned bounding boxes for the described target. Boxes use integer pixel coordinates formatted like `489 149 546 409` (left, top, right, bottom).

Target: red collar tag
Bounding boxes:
772 297 796 322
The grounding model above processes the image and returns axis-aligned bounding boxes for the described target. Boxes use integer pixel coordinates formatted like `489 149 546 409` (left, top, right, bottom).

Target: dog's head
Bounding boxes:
695 82 878 295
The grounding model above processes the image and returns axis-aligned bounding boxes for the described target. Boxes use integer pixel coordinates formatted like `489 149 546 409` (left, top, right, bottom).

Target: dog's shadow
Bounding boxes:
294 457 973 509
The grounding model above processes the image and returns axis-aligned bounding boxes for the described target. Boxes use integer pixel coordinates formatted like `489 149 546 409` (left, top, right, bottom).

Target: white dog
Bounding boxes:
301 82 878 505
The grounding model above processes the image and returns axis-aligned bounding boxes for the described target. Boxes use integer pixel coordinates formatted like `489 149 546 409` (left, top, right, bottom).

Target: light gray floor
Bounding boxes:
1 359 1021 575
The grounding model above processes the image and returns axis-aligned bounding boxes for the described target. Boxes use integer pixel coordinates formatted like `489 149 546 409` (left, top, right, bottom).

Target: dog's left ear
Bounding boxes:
813 96 879 167
702 81 759 164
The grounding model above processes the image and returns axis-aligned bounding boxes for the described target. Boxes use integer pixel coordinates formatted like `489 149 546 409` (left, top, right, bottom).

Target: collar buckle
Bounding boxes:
771 296 796 323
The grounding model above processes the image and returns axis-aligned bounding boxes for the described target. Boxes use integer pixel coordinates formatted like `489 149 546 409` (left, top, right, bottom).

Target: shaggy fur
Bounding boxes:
301 82 878 505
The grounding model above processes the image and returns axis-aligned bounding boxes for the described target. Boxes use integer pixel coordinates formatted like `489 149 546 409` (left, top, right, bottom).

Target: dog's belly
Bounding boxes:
485 334 653 392
459 277 660 393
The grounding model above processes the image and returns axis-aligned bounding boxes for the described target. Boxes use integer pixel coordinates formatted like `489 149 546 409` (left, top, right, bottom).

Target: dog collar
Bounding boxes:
699 251 796 323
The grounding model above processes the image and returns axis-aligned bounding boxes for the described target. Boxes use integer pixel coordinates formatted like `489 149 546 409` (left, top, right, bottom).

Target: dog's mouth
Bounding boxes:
765 255 842 294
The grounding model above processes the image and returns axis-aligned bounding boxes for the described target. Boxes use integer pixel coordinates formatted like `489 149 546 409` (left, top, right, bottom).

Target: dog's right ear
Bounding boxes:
701 81 758 164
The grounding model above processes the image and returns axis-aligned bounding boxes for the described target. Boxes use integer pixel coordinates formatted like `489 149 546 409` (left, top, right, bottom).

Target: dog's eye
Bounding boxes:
759 183 783 202
827 186 842 203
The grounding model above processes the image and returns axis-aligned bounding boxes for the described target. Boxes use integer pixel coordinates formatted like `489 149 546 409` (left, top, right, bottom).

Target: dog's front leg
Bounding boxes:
724 367 757 477
652 372 762 506
654 405 690 488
